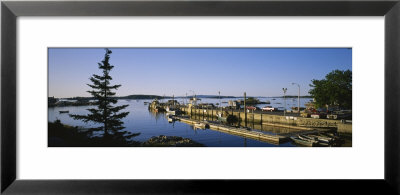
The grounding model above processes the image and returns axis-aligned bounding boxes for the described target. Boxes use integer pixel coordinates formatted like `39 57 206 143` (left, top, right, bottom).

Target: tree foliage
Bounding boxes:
70 49 139 141
309 69 352 109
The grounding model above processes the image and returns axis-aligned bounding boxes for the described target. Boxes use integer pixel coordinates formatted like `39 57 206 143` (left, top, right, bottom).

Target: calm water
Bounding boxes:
48 98 312 147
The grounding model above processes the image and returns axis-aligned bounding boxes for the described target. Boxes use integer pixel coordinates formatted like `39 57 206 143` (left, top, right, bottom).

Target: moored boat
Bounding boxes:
298 134 317 141
167 115 176 123
194 122 209 129
309 134 333 143
59 110 69 114
290 136 317 147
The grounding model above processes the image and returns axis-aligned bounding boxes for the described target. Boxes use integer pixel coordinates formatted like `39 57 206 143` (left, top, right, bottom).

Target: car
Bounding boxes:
262 106 277 112
246 106 257 111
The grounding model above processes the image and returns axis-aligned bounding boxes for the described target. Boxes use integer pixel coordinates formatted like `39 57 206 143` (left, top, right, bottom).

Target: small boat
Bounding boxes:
309 134 334 143
323 132 339 138
167 115 176 123
318 142 331 147
290 136 317 147
166 106 177 115
298 134 317 141
59 110 69 114
222 101 228 103
194 122 209 129
320 133 345 145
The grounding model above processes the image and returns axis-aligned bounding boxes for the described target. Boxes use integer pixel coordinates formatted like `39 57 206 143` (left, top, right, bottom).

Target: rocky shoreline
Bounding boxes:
142 135 204 147
49 121 205 147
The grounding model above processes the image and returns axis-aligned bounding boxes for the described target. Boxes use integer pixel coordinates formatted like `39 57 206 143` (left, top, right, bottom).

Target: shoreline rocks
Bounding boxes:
142 135 204 147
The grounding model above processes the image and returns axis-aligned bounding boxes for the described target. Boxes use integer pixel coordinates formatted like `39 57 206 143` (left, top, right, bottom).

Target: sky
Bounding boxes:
48 48 352 98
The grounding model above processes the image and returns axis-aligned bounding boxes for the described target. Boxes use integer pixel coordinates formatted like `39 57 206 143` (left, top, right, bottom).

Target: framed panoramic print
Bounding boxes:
2 0 400 194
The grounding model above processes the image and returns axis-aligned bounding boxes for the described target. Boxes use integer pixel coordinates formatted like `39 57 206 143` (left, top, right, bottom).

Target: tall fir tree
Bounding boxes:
70 49 138 143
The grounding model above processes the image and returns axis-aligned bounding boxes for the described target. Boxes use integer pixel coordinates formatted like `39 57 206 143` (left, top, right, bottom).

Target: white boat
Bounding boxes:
290 136 317 147
194 122 209 129
166 106 176 115
167 115 176 123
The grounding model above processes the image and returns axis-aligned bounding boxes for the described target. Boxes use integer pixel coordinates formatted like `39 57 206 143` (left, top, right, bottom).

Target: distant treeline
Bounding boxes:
182 95 236 99
272 95 312 98
62 95 165 100
118 95 165 99
57 94 237 100
55 95 311 100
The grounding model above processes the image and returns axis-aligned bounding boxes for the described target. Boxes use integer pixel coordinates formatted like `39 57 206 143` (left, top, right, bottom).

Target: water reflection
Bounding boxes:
49 99 314 147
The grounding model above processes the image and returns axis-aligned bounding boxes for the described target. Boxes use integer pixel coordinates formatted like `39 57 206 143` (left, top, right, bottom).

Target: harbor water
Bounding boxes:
49 98 315 147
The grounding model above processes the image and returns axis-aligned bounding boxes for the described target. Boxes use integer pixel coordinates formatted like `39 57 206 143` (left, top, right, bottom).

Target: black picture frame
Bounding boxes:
1 0 399 194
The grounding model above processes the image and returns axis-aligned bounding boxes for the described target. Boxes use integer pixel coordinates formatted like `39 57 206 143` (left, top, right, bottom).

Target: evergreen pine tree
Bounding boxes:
70 49 138 144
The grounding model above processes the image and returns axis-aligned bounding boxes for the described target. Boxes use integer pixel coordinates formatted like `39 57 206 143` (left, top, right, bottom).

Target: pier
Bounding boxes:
174 116 333 145
179 106 340 129
176 116 286 145
149 100 349 146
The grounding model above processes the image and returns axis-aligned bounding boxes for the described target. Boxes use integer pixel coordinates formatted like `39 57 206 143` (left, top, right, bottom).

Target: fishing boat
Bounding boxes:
59 110 69 114
290 136 318 147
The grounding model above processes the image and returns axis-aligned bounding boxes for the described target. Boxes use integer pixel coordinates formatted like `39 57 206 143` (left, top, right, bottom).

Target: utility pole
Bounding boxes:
282 88 287 116
292 83 300 116
244 92 247 127
219 91 222 114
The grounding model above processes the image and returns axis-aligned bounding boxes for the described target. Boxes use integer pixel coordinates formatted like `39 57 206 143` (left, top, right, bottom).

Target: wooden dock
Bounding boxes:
175 117 288 145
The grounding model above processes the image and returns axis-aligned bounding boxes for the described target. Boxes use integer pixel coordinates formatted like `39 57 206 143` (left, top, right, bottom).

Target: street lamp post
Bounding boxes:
218 91 222 113
282 88 287 116
291 83 300 116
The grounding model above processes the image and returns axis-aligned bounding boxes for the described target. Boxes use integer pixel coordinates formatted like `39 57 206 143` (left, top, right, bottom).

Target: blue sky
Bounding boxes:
48 48 352 98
